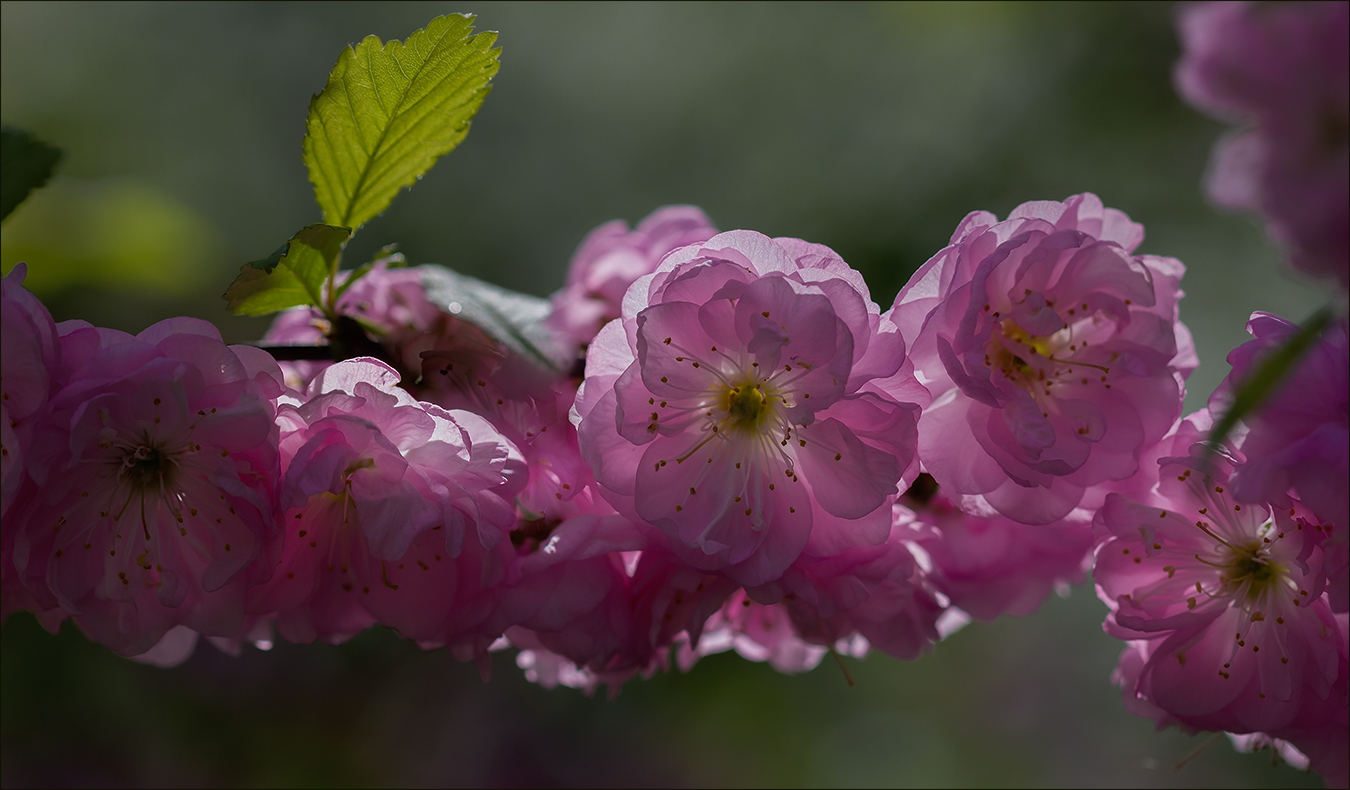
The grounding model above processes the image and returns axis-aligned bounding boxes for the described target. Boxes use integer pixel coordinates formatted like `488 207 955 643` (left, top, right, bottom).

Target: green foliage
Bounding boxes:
1207 304 1337 453
228 15 498 322
421 264 572 373
1 127 62 221
224 224 350 316
303 13 499 232
2 179 220 296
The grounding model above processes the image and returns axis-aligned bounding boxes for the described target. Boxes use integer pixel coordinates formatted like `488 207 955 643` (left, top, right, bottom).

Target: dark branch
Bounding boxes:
253 344 333 361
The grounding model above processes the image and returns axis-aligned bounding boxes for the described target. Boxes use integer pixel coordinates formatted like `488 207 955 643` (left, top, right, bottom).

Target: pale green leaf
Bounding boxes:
224 223 350 316
420 264 572 373
304 14 499 231
1207 304 1337 453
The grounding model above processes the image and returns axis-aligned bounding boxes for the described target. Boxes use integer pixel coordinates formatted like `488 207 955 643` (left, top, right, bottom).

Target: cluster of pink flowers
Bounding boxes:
1 2 1345 783
3 192 1346 779
1086 4 1350 784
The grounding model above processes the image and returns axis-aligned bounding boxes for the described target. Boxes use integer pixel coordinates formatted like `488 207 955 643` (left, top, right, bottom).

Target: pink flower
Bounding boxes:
1226 731 1311 772
1095 443 1340 735
8 317 283 656
1111 640 1183 731
499 544 698 696
768 512 945 661
547 206 718 351
1215 313 1348 611
245 358 520 646
263 261 504 392
1175 1 1349 288
902 475 1093 621
675 589 855 675
1115 618 1349 788
1 266 63 622
1264 607 1348 788
575 231 922 587
890 194 1194 525
1 264 60 516
675 510 945 671
491 514 646 685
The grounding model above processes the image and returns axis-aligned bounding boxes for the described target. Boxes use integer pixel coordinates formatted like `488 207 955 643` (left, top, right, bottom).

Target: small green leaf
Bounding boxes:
1207 304 1337 453
420 264 571 373
224 223 350 316
1 127 63 221
304 14 499 231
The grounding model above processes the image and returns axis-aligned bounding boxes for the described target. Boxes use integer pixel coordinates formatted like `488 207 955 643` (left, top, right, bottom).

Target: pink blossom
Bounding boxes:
1115 617 1348 788
1 264 60 516
245 359 520 646
1176 1 1349 288
1226 731 1311 772
1095 444 1340 735
675 589 858 675
491 514 646 687
677 510 944 672
508 512 943 692
422 372 655 670
575 231 922 587
890 194 1194 525
423 379 595 529
263 261 530 403
8 317 282 656
768 513 945 661
902 475 1092 621
547 206 718 351
1215 313 1348 611
1111 639 1183 731
1 266 63 623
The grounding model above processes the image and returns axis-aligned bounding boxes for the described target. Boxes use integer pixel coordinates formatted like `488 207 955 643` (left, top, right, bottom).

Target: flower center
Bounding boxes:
1221 538 1285 602
720 380 772 434
983 320 1050 386
120 443 177 493
982 317 1111 395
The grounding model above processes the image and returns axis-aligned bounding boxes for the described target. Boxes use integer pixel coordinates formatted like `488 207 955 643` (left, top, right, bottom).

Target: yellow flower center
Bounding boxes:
719 380 774 435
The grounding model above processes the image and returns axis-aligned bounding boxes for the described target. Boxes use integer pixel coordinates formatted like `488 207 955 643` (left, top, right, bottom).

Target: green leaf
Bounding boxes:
1207 304 1337 453
304 14 499 231
224 223 350 316
1 127 63 221
420 264 572 374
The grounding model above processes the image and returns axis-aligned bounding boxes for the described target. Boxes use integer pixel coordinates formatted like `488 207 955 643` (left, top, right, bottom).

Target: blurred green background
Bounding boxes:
0 1 1334 787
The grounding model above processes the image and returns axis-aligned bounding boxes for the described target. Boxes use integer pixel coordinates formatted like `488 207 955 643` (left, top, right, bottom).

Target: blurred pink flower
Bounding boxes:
891 193 1194 525
1226 731 1311 772
1096 445 1339 735
575 231 922 587
1 264 60 516
1 266 64 624
1176 1 1349 288
1215 312 1348 611
547 206 718 351
9 317 283 656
